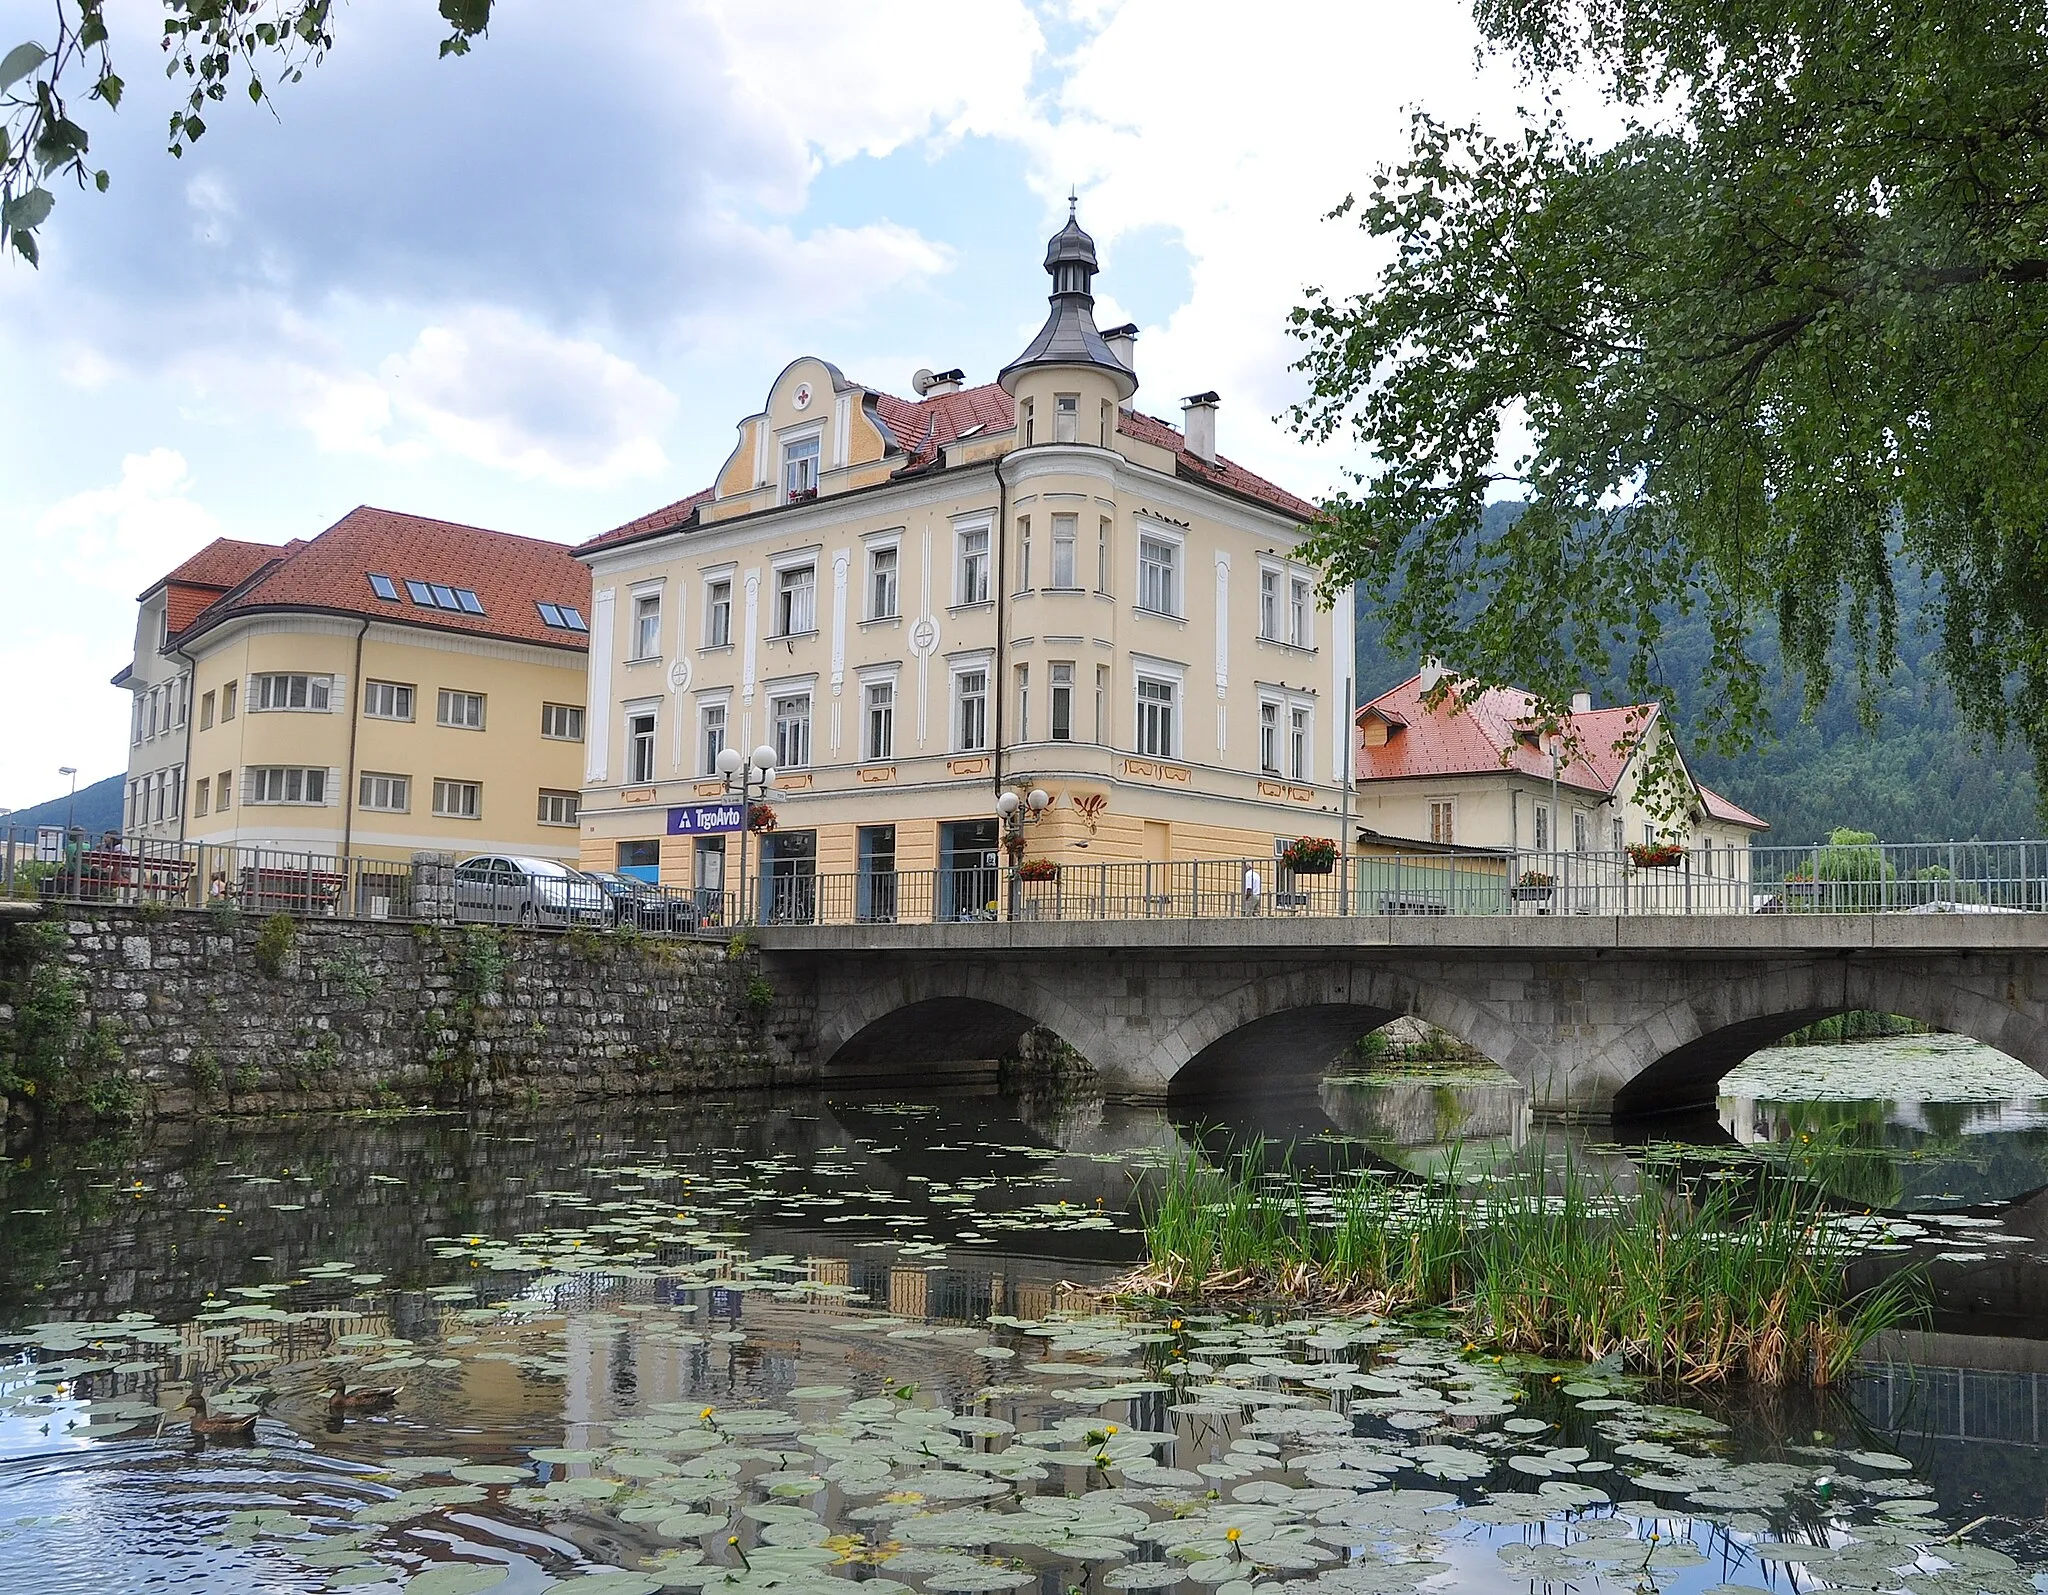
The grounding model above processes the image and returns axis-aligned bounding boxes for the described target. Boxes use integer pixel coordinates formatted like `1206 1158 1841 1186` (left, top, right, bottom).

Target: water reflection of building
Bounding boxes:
1722 1092 2048 1144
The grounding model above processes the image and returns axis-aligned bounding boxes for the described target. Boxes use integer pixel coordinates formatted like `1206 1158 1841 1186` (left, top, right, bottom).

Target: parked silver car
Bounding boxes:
453 856 608 927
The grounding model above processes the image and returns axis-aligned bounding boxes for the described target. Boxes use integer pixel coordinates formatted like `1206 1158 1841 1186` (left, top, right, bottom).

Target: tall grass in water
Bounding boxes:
1128 1145 1921 1386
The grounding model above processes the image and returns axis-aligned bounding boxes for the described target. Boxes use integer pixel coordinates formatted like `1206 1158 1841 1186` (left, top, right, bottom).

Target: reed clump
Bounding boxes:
1121 1147 1921 1386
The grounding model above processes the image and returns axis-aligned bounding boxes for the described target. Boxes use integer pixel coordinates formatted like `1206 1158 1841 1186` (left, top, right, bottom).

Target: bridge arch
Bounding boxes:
1160 964 1542 1104
1604 960 2048 1117
812 959 1106 1087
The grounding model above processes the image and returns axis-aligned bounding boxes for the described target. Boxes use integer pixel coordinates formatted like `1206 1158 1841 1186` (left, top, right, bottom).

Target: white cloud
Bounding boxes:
0 451 225 804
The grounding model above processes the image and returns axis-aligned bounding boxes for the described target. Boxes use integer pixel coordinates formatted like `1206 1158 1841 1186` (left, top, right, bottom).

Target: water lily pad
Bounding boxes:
403 1567 507 1595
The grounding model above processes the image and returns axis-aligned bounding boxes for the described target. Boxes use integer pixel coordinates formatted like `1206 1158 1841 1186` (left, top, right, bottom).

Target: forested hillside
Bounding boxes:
1352 504 2038 845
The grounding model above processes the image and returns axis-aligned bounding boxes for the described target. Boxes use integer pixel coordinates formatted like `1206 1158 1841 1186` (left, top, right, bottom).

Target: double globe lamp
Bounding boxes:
716 743 778 922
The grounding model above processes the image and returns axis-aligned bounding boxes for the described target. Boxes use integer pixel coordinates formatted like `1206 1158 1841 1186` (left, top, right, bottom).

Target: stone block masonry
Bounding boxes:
0 908 816 1130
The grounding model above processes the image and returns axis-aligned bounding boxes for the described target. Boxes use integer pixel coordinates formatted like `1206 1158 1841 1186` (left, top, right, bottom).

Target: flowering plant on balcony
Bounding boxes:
1516 869 1554 888
1279 837 1339 875
1627 840 1684 868
748 803 778 834
1018 857 1060 882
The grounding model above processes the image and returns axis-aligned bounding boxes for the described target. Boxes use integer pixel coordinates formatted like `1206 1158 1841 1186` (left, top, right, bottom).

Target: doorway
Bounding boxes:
940 820 999 920
761 830 816 924
857 825 897 923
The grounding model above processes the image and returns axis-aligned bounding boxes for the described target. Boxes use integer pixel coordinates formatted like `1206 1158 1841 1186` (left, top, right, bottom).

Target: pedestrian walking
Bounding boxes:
1242 860 1263 916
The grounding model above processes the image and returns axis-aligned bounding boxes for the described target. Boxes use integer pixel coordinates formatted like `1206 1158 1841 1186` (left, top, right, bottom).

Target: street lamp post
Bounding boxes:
996 786 1050 919
59 766 77 839
716 744 778 926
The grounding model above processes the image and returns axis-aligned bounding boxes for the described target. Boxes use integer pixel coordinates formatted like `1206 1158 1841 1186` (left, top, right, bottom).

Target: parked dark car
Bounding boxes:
584 870 698 932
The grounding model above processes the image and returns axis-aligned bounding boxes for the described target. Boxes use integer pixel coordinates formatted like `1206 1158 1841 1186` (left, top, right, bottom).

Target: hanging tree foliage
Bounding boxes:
1288 0 2048 788
1 1 493 265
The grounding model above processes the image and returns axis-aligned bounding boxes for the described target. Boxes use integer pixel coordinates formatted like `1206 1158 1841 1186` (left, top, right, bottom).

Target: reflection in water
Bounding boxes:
4 1047 2048 1589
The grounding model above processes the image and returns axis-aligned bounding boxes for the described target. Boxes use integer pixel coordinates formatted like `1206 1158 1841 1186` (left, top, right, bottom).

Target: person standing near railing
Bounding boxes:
1243 860 1263 917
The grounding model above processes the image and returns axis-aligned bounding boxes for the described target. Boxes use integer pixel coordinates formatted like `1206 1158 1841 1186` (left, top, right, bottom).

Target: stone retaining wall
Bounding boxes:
0 908 815 1130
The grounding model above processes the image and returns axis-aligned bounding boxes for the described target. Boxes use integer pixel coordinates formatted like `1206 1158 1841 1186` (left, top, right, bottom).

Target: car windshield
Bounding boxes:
513 859 575 877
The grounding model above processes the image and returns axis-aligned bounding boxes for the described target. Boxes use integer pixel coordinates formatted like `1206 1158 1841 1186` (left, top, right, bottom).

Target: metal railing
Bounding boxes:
7 828 2047 930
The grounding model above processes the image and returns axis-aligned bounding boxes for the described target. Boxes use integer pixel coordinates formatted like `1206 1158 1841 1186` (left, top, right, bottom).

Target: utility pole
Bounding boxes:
1339 675 1353 917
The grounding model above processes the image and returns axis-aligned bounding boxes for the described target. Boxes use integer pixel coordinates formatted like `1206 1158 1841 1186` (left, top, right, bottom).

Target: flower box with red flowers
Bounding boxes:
1627 841 1685 869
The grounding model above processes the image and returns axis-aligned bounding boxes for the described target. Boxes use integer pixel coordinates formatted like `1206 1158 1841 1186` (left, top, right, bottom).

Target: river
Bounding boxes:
2 1036 2046 1594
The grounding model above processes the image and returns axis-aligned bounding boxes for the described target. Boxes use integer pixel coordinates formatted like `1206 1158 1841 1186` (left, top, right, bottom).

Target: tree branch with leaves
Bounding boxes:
1289 0 2048 805
2 0 493 265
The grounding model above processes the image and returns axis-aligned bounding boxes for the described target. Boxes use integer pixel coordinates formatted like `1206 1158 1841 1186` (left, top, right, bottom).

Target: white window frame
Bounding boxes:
698 697 730 776
538 789 580 827
1428 799 1457 846
1054 392 1080 443
866 541 900 620
631 589 663 660
1050 513 1078 589
1133 668 1180 759
1015 662 1030 742
1289 702 1312 781
359 772 411 813
540 702 585 742
952 663 989 752
252 672 332 713
1259 698 1282 773
432 778 482 820
775 562 818 637
781 430 821 503
248 766 329 806
863 676 895 762
1048 661 1074 742
1136 527 1182 617
1259 566 1281 640
437 688 486 730
703 571 735 649
955 520 992 606
625 705 659 784
1289 575 1313 648
363 680 415 721
772 691 813 769
194 775 210 818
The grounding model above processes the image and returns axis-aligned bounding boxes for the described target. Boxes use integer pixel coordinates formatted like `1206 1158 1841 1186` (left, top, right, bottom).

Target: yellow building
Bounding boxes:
576 209 1350 911
123 507 592 871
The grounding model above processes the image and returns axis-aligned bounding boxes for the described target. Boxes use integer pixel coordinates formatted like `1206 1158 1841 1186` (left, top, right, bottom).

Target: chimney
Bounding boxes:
1418 656 1446 694
1570 690 1593 715
1182 391 1220 463
913 367 964 397
1103 323 1138 399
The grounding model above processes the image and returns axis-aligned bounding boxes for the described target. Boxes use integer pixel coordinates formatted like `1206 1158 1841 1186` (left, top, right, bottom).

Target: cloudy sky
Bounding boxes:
0 0 1523 809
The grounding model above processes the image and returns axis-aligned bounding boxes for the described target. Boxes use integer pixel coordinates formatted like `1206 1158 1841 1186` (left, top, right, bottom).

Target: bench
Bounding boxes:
76 851 196 902
238 866 346 915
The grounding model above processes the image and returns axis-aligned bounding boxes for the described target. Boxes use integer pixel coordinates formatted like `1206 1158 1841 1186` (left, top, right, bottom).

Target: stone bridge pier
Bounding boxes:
757 916 2048 1120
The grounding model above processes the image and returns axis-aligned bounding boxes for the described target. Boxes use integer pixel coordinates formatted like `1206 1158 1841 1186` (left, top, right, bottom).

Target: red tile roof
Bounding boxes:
143 537 286 599
1700 785 1769 829
579 488 716 555
173 506 590 651
1355 674 1769 829
580 381 1319 554
1356 675 1655 797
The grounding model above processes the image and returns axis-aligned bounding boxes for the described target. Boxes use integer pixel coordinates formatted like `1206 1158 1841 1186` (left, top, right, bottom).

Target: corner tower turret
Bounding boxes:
999 202 1137 447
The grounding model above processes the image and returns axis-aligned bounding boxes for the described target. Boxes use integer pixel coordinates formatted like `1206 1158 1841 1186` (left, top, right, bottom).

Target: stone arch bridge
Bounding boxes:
757 916 2048 1119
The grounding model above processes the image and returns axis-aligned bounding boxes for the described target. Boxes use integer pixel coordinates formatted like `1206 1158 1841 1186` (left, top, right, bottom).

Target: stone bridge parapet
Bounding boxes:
757 914 2048 1118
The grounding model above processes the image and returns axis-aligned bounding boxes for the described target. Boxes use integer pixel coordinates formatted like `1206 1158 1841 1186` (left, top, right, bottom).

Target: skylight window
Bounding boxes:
561 606 586 630
367 573 400 601
430 583 461 609
538 603 563 627
404 580 434 605
538 602 589 632
454 588 484 614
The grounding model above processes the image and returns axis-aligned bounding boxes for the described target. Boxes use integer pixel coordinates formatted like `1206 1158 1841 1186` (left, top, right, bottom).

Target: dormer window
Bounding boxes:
783 435 820 503
1055 394 1079 443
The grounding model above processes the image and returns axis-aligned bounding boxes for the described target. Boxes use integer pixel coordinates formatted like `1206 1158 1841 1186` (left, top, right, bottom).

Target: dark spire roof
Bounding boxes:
999 205 1138 399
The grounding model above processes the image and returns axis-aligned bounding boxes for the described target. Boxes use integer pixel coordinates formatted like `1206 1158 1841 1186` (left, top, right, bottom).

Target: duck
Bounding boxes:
327 1379 402 1415
182 1389 259 1440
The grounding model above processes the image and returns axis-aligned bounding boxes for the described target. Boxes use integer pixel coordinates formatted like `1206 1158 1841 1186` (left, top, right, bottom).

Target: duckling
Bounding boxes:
182 1390 259 1441
327 1379 402 1415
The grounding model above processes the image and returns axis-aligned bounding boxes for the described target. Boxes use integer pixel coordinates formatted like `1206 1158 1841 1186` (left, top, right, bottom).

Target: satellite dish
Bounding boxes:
912 367 936 396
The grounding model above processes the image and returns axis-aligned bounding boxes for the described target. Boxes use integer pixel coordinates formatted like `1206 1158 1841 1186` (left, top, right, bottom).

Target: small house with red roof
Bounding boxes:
119 508 594 878
577 208 1344 907
1354 666 1767 899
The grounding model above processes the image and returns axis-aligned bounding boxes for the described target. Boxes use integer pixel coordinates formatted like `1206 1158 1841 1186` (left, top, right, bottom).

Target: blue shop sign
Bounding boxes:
667 802 745 836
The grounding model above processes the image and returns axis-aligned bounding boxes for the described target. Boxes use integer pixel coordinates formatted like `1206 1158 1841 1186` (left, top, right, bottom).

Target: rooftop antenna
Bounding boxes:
1068 188 1077 218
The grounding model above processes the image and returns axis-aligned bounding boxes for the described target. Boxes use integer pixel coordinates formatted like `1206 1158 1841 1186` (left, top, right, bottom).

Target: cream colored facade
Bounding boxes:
119 587 193 843
178 617 588 863
578 218 1349 900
